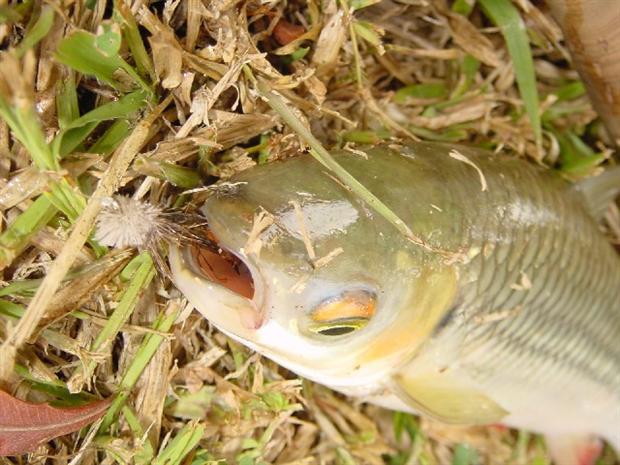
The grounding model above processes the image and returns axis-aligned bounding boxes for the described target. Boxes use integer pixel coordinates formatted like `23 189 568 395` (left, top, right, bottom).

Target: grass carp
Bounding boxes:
170 142 620 464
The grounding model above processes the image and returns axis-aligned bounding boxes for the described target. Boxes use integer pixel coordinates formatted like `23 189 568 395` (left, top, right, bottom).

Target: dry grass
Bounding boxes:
0 0 618 464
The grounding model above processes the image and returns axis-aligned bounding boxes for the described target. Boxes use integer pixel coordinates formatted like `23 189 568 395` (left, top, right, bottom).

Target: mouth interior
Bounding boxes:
189 230 255 299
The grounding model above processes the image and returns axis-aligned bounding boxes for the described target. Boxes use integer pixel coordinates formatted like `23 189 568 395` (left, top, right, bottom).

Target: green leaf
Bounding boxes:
394 83 448 103
15 5 55 57
94 23 122 57
555 130 606 175
452 443 477 465
350 0 381 10
85 252 156 378
479 0 541 145
352 20 383 48
408 125 469 142
342 129 391 144
0 1 34 24
553 81 586 101
260 391 290 411
55 29 152 94
55 30 126 88
122 406 155 464
0 300 26 319
113 0 156 82
56 74 80 129
134 158 202 188
0 97 58 171
43 178 87 223
241 438 260 450
100 296 178 432
452 0 475 16
152 421 205 465
392 411 418 442
0 195 57 269
0 5 24 23
52 90 147 157
289 46 310 62
88 118 132 156
167 387 215 420
453 55 480 97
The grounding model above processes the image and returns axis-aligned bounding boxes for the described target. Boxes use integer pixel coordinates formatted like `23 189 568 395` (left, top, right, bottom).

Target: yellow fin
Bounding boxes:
393 372 508 425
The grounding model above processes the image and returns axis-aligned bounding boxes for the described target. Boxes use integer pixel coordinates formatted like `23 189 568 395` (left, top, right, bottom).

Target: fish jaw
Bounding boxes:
169 246 264 339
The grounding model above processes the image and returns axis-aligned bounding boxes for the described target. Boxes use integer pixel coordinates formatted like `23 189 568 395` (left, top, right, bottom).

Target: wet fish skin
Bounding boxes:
171 142 620 449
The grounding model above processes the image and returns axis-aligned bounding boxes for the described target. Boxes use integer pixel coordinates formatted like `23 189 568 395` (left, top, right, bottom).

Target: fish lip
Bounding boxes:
169 240 268 332
229 249 267 328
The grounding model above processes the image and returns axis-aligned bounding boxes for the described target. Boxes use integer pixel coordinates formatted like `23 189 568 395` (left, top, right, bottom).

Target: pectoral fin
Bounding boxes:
392 372 508 425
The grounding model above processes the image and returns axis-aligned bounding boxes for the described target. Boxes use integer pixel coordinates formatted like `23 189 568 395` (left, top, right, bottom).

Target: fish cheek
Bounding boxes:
358 264 459 364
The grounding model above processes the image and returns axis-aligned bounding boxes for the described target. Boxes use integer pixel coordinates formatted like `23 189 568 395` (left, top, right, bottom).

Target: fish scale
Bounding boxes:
454 165 620 426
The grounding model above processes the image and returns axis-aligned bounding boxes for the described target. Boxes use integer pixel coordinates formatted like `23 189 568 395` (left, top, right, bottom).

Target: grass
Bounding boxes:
0 0 618 464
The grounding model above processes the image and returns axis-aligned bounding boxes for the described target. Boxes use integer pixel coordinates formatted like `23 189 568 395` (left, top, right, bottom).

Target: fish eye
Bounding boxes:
307 290 376 337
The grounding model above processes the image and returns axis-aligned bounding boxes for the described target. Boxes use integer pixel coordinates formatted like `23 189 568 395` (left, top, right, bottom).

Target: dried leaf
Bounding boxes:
446 11 502 67
272 20 306 46
149 33 184 89
0 390 110 456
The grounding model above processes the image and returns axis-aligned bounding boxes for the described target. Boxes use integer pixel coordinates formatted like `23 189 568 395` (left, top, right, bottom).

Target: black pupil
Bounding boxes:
317 326 357 336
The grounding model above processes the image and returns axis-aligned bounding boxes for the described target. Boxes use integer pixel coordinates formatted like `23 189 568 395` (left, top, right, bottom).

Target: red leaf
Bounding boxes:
0 390 111 456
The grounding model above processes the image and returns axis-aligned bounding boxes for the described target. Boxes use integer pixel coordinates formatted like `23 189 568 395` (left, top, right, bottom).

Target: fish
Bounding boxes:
169 142 620 464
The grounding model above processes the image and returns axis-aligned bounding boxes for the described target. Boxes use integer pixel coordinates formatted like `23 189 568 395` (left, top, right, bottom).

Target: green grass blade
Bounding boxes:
91 253 155 353
15 5 55 57
55 28 152 95
70 253 155 399
56 74 80 129
479 0 541 146
0 0 32 23
134 159 203 188
0 96 58 171
100 301 178 432
394 83 448 104
452 0 474 16
452 443 476 465
55 30 124 88
0 300 26 319
88 118 132 156
553 81 586 101
113 0 156 82
555 130 607 175
122 406 155 464
258 84 431 250
153 421 205 465
53 90 148 157
0 195 57 270
44 178 87 223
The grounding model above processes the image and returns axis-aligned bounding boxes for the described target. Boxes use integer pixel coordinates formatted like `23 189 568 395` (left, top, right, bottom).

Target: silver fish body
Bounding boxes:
170 142 620 450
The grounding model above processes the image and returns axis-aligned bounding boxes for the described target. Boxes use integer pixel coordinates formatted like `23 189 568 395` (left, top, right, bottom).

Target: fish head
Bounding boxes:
171 156 456 391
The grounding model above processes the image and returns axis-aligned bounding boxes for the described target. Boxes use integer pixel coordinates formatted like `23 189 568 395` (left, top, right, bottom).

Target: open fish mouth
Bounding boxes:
170 228 265 332
186 230 255 300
